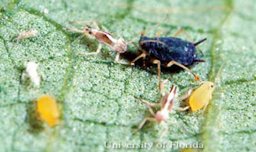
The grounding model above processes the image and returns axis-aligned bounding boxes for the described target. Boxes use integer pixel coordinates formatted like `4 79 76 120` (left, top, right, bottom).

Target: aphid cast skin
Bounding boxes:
36 95 60 127
68 22 127 62
131 33 206 87
137 83 177 130
16 29 38 41
84 27 127 53
180 81 215 112
22 61 41 87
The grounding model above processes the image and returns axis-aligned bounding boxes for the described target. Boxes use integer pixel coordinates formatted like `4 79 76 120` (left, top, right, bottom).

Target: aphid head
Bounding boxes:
203 81 215 91
29 29 38 35
83 25 93 35
26 61 38 72
155 110 169 123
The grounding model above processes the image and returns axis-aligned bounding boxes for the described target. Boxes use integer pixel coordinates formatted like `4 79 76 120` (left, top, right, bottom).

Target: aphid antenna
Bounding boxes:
66 26 94 46
66 26 84 34
173 28 193 40
212 62 225 87
164 85 177 110
159 79 169 96
67 20 100 34
84 24 92 29
194 38 207 46
69 20 101 31
140 14 169 37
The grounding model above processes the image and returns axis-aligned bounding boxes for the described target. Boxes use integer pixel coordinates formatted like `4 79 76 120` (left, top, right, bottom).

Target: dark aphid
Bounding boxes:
139 36 206 65
131 34 206 87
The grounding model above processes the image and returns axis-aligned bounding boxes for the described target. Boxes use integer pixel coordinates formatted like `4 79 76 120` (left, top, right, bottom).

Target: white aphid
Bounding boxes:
23 61 41 87
16 29 38 41
137 81 177 130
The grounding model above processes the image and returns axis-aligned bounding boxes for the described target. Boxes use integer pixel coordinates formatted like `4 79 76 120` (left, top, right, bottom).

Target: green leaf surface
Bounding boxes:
0 0 255 152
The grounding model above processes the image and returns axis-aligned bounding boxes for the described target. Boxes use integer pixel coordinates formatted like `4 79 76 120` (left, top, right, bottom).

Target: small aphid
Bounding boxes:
180 81 215 112
22 61 41 87
131 31 206 87
137 84 177 130
36 95 60 127
16 29 38 41
68 22 127 62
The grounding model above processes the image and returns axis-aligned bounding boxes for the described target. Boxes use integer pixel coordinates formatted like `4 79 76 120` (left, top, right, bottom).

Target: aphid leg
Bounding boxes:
79 43 102 56
95 44 102 54
176 106 190 112
166 61 200 81
139 100 159 122
147 106 156 117
203 101 210 111
152 59 162 89
179 89 193 101
176 88 193 112
130 51 147 65
114 53 129 65
138 117 157 130
203 105 208 111
140 99 160 108
115 53 120 62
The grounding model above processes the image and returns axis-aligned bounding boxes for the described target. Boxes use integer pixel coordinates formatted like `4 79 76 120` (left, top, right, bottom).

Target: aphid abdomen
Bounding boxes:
37 95 60 127
140 36 197 65
189 82 215 112
139 37 171 61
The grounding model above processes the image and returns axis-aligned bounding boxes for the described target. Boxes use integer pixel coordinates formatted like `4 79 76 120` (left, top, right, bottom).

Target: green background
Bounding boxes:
0 0 255 152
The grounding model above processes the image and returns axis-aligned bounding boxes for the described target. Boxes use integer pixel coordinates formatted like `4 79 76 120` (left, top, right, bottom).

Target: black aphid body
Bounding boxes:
139 36 205 66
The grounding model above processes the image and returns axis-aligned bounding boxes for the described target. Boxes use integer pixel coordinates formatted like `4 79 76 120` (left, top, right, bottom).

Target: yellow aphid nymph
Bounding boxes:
180 81 215 112
189 81 215 111
36 95 60 127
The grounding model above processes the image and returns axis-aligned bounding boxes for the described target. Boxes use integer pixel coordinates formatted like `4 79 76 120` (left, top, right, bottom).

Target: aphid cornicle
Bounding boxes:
137 81 177 130
180 81 215 112
131 33 206 87
36 95 60 127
